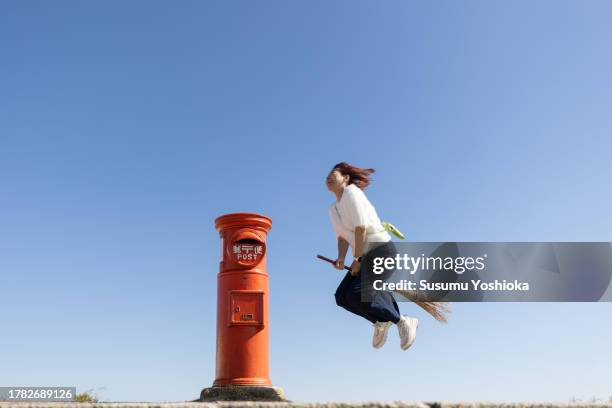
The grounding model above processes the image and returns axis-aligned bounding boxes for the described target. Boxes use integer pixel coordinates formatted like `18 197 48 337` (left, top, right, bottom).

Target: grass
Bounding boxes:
75 388 105 403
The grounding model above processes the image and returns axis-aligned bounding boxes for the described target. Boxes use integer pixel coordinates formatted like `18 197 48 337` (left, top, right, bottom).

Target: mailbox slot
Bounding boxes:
229 290 264 326
235 238 260 244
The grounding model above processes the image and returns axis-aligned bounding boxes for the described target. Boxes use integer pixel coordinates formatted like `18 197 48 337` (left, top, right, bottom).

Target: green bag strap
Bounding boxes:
381 221 405 240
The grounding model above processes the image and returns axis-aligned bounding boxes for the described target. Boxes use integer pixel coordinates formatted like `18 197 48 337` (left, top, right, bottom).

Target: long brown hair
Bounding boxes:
332 162 375 190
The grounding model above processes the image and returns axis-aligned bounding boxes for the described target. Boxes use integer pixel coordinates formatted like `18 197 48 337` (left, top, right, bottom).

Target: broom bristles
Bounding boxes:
394 290 451 323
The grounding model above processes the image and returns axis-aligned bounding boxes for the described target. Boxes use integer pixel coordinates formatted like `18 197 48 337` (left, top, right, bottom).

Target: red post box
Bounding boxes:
200 212 285 401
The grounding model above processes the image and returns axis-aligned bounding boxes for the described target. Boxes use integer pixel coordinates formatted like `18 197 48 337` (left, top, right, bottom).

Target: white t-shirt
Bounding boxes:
328 184 391 254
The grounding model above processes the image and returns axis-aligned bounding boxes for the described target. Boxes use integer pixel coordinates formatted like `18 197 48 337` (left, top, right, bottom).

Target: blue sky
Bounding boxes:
1 0 611 403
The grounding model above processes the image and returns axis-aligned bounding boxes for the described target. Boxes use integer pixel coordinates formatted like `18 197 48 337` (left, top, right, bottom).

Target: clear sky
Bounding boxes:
1 0 611 403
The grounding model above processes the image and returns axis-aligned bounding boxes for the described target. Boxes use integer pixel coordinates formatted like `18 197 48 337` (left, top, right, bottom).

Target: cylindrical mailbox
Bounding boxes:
213 212 273 387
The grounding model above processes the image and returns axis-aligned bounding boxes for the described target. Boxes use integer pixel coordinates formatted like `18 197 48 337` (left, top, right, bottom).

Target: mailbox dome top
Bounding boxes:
215 212 272 232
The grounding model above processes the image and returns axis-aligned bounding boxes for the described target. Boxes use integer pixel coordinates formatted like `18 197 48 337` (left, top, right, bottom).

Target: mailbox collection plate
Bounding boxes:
229 290 264 326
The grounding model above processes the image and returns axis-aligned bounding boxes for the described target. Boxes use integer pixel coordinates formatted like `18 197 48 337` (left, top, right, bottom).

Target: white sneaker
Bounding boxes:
372 321 393 349
397 315 419 350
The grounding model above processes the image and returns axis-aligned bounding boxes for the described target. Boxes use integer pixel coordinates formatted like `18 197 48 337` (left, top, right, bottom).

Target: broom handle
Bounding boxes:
316 254 352 271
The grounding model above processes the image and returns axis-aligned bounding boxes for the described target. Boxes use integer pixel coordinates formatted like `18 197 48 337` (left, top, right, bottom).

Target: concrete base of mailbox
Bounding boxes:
199 385 287 402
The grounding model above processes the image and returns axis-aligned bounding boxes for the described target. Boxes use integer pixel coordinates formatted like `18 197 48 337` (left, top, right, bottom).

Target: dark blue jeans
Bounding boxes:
334 242 401 324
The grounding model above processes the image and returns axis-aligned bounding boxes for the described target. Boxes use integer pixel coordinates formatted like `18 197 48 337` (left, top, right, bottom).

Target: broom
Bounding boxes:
317 254 451 323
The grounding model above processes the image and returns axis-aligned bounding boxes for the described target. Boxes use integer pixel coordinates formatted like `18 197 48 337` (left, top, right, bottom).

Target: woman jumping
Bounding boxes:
325 162 449 350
